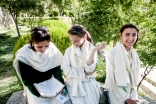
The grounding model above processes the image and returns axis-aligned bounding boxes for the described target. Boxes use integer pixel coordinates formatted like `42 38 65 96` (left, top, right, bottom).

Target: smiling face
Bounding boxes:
33 40 50 53
69 34 86 48
120 28 138 50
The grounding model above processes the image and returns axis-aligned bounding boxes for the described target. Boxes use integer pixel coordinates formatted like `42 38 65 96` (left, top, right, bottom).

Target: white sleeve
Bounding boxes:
63 48 85 79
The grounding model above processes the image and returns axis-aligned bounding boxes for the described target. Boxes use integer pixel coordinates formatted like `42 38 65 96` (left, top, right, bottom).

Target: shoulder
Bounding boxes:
107 47 115 57
64 46 71 54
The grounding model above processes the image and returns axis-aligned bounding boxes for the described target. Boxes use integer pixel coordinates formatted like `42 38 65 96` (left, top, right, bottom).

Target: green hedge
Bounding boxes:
69 12 74 17
62 11 69 17
53 10 60 17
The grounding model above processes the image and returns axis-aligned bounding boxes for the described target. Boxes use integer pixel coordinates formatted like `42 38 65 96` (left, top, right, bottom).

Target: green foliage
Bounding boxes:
69 11 74 17
53 10 60 17
0 0 44 37
95 58 106 83
62 10 69 16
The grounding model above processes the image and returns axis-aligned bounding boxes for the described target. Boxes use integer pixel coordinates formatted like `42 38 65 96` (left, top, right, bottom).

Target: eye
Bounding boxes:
74 40 78 43
125 33 130 37
45 45 49 47
37 46 42 48
133 33 137 37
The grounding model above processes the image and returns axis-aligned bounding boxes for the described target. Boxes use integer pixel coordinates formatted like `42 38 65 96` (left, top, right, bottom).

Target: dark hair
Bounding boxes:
120 24 139 45
68 24 93 44
29 26 51 51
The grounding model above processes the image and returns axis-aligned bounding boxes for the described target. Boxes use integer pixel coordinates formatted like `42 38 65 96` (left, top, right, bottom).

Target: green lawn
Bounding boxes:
0 26 29 104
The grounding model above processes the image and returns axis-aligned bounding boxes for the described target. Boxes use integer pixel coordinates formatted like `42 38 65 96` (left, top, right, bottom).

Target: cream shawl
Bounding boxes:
114 42 141 88
70 40 93 97
13 42 63 72
13 42 63 96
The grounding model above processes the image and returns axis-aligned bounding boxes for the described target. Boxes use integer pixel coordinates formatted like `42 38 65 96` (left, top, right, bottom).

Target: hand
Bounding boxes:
84 70 95 75
94 42 106 51
126 98 139 104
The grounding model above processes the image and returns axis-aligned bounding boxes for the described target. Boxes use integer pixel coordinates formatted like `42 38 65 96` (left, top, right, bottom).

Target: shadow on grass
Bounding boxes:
0 33 18 79
0 33 22 104
0 33 18 55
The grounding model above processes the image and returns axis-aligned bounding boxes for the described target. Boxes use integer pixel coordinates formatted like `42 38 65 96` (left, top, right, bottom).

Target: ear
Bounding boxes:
84 34 87 40
120 34 122 39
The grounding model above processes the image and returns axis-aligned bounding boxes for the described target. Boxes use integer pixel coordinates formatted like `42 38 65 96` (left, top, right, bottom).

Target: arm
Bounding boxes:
87 43 106 65
52 65 65 84
85 43 106 74
63 48 85 79
18 61 40 97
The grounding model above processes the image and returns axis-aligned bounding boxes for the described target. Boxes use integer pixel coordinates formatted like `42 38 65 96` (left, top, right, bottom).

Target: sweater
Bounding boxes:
18 61 65 97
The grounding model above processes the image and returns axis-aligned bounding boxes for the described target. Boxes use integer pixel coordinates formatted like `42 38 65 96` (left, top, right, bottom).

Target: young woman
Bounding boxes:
104 24 141 104
63 24 105 104
13 26 67 104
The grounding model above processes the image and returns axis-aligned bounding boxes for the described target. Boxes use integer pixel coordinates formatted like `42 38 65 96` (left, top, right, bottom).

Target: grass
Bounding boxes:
0 27 30 104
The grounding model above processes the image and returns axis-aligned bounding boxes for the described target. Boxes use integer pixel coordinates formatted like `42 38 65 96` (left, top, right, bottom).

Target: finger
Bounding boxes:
135 100 139 102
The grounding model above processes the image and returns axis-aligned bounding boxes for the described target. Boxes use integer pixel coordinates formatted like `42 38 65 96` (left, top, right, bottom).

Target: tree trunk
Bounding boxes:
137 66 154 90
14 17 21 37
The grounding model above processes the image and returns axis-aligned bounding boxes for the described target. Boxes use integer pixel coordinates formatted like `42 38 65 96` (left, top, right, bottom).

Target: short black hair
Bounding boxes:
29 26 51 51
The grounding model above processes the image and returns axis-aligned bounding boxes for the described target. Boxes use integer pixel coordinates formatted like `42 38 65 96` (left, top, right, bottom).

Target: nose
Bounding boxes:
40 47 46 53
71 41 76 45
129 35 134 41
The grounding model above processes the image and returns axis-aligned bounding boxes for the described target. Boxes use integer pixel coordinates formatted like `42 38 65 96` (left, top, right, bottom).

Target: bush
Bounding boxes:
69 12 74 17
53 10 60 17
95 57 106 83
62 11 69 17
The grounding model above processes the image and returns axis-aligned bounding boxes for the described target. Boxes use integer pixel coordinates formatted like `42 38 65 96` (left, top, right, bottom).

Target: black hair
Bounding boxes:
120 23 139 45
68 24 93 44
29 26 51 51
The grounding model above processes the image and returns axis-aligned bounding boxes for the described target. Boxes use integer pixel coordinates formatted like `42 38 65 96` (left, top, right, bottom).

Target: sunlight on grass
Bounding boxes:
0 76 23 104
0 54 13 59
138 88 149 97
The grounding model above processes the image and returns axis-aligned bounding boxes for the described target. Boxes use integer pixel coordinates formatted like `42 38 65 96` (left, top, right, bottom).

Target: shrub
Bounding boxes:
62 10 69 17
53 10 60 17
38 19 69 30
95 57 106 83
69 12 74 17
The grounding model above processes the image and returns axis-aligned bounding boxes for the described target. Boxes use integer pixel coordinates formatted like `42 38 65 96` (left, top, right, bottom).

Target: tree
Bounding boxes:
0 0 43 37
27 3 45 29
73 0 156 89
135 1 156 88
72 0 137 44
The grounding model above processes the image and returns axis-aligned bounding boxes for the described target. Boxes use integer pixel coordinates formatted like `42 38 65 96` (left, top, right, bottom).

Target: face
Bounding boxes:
33 40 50 53
69 34 86 48
120 28 138 50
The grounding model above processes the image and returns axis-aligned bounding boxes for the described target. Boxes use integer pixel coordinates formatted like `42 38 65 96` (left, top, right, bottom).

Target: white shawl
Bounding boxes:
114 42 141 88
70 40 93 97
13 42 63 72
13 42 63 96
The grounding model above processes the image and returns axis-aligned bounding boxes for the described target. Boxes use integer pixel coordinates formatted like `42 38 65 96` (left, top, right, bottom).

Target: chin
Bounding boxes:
74 46 79 48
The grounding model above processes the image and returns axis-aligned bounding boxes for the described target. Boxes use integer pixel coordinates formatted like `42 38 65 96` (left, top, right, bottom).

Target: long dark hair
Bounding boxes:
120 23 139 45
29 26 51 51
68 24 93 44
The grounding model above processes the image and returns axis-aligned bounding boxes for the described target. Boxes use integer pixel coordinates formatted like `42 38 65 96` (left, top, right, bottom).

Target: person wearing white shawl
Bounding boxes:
13 26 68 104
63 24 106 104
103 24 142 104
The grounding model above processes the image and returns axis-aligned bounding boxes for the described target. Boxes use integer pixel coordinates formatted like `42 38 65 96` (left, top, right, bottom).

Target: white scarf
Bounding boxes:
114 42 141 88
13 42 63 72
70 40 93 97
